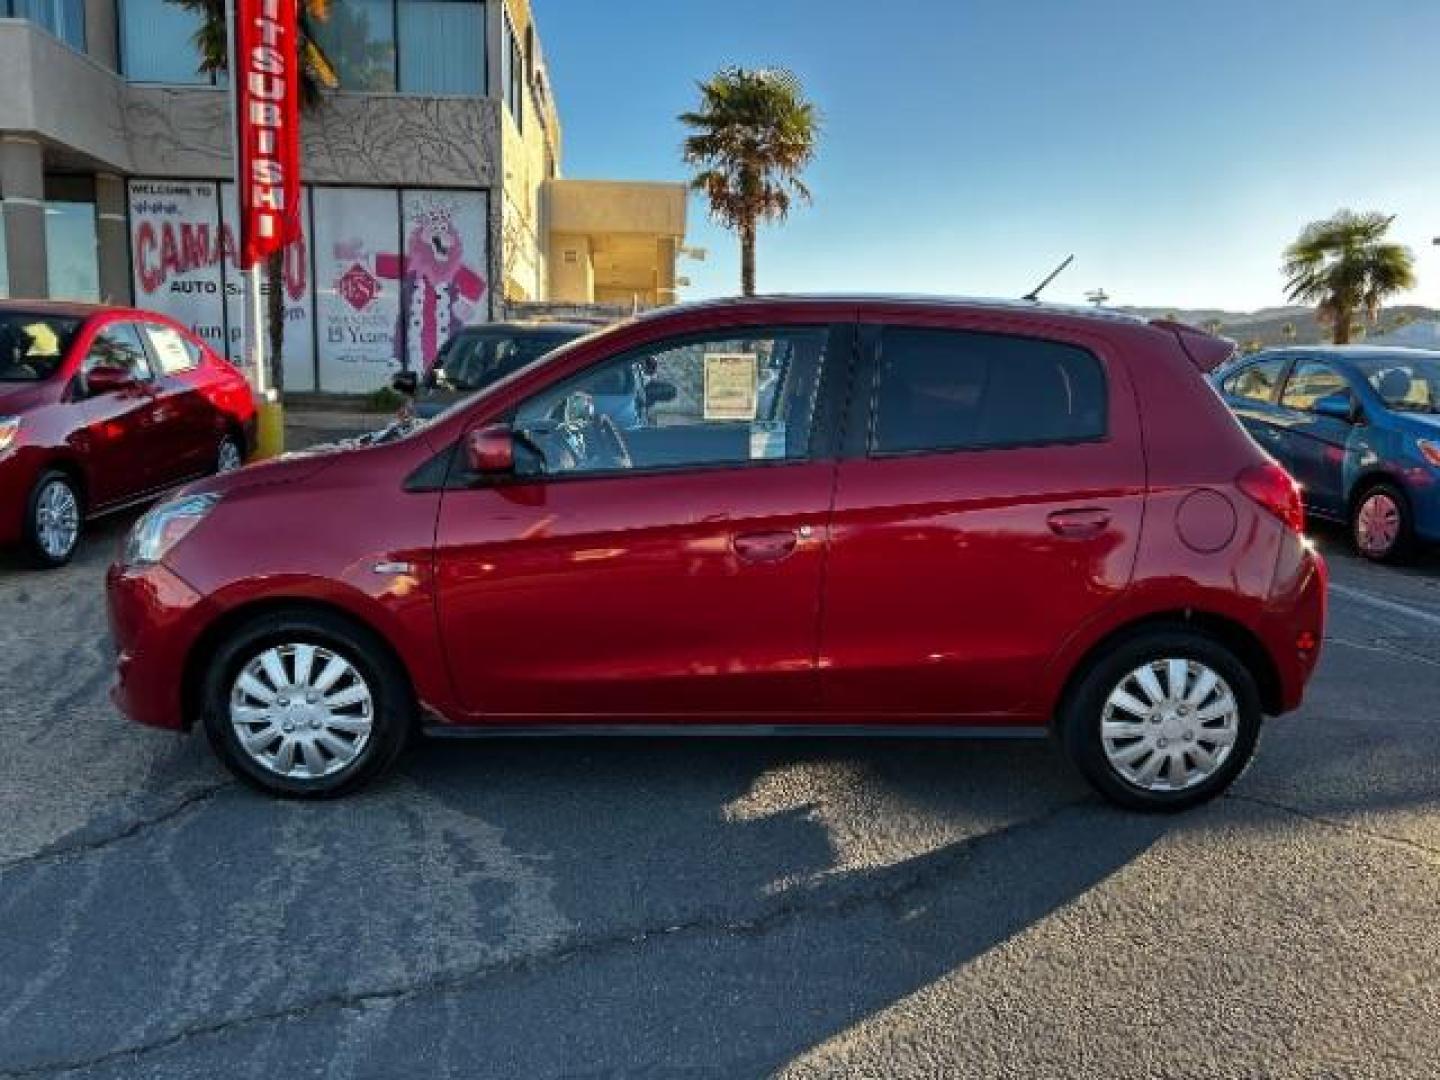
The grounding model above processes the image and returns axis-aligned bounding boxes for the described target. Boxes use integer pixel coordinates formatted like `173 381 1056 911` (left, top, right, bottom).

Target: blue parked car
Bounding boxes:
1213 346 1440 562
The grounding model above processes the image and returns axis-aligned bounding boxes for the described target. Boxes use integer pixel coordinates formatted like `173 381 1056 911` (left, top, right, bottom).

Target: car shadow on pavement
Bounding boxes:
0 735 1177 1077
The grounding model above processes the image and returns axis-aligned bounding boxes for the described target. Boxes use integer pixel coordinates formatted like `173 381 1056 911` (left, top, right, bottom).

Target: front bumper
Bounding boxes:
106 561 216 730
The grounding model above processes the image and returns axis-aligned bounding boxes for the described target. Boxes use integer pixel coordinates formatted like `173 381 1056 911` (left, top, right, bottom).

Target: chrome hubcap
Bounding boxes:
229 644 374 780
217 438 243 473
34 479 79 558
1356 493 1400 556
1101 658 1239 792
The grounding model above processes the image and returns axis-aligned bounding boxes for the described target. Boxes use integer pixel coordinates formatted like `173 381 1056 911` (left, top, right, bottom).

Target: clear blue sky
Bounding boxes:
537 0 1440 312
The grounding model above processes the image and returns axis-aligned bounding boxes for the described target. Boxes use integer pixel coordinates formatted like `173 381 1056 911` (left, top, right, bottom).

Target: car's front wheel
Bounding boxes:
1060 629 1262 811
24 470 83 568
202 610 412 797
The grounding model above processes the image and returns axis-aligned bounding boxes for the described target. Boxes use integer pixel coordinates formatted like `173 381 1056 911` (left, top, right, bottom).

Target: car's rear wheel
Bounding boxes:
202 610 412 797
1351 482 1412 563
1060 629 1262 811
24 470 83 568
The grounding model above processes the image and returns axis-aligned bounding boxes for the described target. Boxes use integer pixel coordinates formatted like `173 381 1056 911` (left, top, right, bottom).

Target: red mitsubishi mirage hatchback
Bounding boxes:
1 301 255 567
106 297 1326 810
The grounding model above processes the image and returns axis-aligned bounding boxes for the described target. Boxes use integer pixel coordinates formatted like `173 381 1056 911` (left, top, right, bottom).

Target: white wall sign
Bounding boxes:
399 189 490 373
311 187 404 393
127 181 228 356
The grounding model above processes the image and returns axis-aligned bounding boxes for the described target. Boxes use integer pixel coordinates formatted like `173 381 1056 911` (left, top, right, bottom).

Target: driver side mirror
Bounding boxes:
1313 392 1361 424
86 365 137 396
464 423 515 474
391 370 419 396
643 380 678 407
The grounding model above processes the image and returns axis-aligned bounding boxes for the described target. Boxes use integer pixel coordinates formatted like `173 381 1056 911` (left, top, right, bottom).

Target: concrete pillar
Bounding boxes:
656 236 678 307
0 137 49 299
84 0 120 71
95 173 131 305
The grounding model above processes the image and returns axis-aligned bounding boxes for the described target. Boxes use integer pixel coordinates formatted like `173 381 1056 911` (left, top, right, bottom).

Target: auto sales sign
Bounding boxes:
236 0 302 267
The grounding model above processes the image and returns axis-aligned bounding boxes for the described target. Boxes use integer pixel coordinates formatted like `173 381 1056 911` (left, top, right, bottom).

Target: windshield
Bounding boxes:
1353 356 1440 413
0 313 82 382
430 330 583 392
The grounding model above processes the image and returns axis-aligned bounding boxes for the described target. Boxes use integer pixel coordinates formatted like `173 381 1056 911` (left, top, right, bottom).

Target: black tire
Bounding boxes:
201 609 413 798
1059 629 1262 812
23 469 83 569
1350 481 1413 564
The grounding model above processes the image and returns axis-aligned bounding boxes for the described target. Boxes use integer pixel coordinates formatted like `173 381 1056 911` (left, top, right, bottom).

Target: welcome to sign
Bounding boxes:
235 0 302 267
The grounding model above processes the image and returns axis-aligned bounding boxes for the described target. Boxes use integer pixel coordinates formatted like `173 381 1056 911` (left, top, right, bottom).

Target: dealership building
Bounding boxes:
0 0 689 390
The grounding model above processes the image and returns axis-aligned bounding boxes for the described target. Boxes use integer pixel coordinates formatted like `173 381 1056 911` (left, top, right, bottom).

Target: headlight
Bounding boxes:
0 416 20 454
124 493 221 566
1418 438 1440 468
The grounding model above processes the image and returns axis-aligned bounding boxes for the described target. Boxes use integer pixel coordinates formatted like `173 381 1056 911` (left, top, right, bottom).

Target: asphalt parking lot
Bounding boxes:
2 496 1438 1078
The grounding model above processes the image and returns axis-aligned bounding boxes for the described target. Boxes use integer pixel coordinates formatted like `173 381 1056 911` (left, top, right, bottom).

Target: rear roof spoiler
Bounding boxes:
1149 319 1237 373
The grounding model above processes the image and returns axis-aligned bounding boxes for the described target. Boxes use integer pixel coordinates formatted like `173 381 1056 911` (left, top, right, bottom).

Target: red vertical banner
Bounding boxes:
235 0 302 268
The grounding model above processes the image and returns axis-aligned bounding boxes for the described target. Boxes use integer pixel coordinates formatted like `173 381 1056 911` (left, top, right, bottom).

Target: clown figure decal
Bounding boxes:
394 193 490 374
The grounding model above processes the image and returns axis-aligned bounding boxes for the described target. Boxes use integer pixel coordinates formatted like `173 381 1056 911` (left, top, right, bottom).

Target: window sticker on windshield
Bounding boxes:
703 353 758 420
750 420 787 460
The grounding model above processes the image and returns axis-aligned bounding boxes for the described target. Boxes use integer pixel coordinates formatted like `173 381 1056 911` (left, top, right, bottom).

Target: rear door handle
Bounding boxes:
733 530 799 563
1047 508 1111 538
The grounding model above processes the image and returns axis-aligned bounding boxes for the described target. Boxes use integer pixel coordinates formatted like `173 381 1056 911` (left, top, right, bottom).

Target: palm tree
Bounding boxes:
1282 210 1416 345
680 67 820 297
166 0 337 391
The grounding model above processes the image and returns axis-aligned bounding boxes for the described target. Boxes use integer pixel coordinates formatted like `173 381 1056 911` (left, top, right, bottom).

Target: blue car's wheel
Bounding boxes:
1352 482 1413 563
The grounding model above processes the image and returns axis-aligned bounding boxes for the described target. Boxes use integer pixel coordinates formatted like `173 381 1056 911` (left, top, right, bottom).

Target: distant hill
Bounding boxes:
1122 305 1440 349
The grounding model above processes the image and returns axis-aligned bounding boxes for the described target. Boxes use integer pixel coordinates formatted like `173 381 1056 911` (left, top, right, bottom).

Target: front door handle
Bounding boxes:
733 530 799 563
1047 508 1112 539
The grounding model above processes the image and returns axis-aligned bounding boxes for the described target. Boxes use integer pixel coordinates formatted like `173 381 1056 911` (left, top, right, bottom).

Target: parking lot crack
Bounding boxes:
1226 792 1440 862
0 782 235 878
0 797 1095 1078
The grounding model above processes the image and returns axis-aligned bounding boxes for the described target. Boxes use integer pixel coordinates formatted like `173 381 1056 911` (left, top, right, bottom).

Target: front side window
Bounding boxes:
0 314 81 382
1280 360 1349 412
1222 358 1286 403
85 323 153 380
510 328 829 476
871 328 1106 454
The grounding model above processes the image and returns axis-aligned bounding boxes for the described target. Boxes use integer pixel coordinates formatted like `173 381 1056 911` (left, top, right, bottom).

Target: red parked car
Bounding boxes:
1 302 255 567
106 297 1326 810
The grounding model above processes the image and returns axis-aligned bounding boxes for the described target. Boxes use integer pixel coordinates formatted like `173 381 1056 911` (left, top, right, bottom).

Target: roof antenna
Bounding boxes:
1023 255 1074 302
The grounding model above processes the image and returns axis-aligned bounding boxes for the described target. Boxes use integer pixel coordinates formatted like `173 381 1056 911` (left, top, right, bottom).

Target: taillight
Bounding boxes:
1237 463 1305 534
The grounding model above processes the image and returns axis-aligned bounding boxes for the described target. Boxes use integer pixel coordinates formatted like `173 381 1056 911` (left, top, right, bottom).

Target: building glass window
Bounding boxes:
398 0 485 94
9 0 85 51
312 0 397 91
121 0 212 83
44 201 100 303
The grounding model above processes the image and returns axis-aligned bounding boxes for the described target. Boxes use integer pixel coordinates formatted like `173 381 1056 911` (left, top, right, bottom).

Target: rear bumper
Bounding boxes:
1259 539 1328 714
106 560 215 730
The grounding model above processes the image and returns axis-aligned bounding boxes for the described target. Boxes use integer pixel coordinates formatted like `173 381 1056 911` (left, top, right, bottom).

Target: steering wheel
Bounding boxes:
553 392 632 471
594 414 633 470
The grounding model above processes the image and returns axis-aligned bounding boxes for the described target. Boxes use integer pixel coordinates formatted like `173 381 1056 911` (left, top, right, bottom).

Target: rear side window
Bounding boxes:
871 328 1106 454
143 324 203 374
1222 358 1286 403
84 322 153 380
